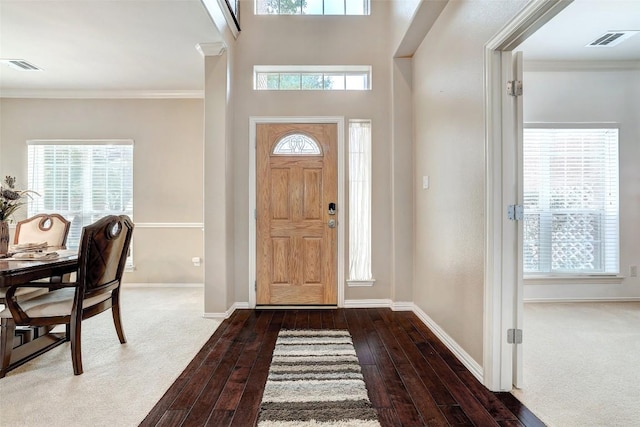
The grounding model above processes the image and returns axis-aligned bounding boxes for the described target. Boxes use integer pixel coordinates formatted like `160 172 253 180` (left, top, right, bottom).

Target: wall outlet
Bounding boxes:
422 175 429 189
630 265 638 277
192 257 201 267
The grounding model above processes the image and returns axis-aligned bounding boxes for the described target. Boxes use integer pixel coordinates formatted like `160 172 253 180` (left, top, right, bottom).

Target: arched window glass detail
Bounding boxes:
272 133 322 156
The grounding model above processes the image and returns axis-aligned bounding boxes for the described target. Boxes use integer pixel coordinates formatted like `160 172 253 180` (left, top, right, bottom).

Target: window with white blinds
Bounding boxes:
523 127 619 275
27 140 134 257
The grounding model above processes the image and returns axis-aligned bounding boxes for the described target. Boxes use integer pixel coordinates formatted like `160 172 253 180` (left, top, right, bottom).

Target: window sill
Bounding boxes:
524 275 625 285
347 279 376 287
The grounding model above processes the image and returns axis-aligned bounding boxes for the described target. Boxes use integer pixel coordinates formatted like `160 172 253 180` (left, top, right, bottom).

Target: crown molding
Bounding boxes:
0 89 204 99
195 42 227 57
524 60 640 72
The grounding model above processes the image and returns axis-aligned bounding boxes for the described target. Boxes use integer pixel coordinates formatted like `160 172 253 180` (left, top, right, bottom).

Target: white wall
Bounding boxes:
389 0 422 54
522 67 640 301
390 0 448 58
411 0 527 365
0 98 205 284
390 58 414 302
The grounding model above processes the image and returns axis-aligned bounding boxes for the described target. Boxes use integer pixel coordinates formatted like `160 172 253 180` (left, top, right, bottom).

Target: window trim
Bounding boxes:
523 275 625 285
27 139 134 147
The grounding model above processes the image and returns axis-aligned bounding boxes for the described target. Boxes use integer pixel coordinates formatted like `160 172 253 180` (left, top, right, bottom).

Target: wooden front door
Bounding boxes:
256 123 337 305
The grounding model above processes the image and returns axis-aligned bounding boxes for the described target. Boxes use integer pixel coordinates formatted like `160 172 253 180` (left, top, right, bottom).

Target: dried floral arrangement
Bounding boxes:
0 176 38 222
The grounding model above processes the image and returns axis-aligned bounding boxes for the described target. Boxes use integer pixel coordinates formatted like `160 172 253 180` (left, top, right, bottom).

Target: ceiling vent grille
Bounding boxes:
0 59 43 71
587 31 639 47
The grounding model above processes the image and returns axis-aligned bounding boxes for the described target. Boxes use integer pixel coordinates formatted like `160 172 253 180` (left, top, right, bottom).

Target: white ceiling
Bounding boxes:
0 0 223 96
0 0 638 96
517 0 640 62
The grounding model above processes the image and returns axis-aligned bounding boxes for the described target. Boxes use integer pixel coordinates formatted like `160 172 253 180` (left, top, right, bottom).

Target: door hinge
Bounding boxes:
254 209 257 220
254 281 257 291
507 204 524 221
506 80 523 97
507 328 523 344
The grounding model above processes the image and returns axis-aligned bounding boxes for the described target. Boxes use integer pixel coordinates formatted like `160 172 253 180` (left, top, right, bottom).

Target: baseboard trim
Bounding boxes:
525 296 640 303
123 283 204 288
412 304 484 384
204 302 250 319
391 301 414 311
343 299 393 308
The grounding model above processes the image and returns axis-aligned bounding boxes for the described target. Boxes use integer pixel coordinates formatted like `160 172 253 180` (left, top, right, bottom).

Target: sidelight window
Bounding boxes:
348 120 373 285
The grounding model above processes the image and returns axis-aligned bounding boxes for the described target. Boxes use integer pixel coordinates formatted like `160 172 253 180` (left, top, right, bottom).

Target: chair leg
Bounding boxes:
0 318 16 378
70 318 83 375
111 299 127 344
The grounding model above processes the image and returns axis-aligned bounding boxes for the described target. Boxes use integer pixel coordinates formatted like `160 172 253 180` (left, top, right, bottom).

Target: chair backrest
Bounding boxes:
14 213 71 248
77 215 134 295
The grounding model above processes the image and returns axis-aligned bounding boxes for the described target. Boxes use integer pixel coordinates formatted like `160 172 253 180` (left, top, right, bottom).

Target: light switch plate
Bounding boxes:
422 176 429 189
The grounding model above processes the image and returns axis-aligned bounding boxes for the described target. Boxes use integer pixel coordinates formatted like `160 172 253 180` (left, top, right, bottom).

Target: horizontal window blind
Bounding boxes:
27 140 134 257
523 127 619 274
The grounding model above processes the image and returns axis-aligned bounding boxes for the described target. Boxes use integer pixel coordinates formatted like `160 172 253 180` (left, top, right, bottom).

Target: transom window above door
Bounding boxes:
255 0 370 15
254 66 371 91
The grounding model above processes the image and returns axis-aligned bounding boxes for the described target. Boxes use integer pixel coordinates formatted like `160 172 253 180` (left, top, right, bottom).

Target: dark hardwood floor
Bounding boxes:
140 308 544 427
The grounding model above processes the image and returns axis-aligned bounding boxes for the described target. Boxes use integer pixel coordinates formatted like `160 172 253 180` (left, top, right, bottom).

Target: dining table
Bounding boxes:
0 251 78 377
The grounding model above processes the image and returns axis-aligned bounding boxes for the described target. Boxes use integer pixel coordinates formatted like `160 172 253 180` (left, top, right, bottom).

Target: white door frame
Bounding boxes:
248 116 345 308
483 0 573 392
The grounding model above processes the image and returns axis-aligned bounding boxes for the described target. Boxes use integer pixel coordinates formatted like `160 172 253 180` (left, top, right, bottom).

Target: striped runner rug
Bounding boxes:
258 329 380 427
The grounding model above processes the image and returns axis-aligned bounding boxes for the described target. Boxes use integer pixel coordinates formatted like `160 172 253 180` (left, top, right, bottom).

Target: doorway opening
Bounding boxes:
483 0 572 392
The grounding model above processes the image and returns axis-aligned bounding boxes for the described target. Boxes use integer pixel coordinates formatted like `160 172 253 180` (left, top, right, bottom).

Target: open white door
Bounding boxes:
484 0 573 392
500 49 525 389
512 50 524 389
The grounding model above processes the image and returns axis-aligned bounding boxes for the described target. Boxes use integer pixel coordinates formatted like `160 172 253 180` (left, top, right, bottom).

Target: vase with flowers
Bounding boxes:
0 176 38 255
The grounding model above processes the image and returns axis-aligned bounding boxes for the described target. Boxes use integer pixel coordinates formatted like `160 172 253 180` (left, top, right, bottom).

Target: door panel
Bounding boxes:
514 50 524 389
257 123 337 305
503 50 525 389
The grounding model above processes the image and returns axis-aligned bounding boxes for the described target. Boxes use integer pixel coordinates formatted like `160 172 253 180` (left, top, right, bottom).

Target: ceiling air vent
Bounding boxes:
586 31 639 47
0 59 43 71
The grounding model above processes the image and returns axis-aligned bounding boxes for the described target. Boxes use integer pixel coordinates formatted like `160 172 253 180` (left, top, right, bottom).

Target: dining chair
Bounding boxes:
13 213 71 249
0 215 134 377
0 214 72 305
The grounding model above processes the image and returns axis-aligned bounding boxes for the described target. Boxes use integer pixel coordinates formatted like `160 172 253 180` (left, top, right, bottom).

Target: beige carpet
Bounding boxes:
512 302 640 427
0 286 220 427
